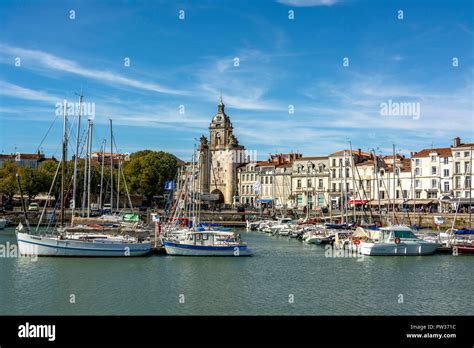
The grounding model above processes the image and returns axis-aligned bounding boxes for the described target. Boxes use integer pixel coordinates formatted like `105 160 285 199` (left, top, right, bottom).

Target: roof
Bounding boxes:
296 156 328 161
329 149 371 157
0 153 44 160
256 161 275 167
412 147 452 158
453 142 474 149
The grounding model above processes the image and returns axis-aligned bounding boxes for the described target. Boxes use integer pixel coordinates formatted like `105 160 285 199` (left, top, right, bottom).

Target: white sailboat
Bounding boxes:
16 98 151 257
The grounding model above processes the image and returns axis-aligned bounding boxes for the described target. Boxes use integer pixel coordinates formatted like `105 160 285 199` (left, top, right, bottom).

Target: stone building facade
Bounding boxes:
197 97 246 205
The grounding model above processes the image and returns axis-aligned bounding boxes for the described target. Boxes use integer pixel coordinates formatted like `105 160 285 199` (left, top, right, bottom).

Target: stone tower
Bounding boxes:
198 97 245 205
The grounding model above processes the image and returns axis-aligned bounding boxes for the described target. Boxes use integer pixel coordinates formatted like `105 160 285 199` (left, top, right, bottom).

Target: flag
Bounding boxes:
164 180 175 190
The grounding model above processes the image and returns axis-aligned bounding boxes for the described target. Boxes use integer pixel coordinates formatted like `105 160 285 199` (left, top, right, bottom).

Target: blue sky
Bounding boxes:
0 0 472 161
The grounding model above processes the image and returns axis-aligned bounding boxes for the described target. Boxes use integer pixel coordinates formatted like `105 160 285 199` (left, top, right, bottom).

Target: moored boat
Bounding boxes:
359 225 439 256
163 230 251 256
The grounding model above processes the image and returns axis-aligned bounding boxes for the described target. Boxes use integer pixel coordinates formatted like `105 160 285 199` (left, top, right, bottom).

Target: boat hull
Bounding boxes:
360 241 439 256
163 240 251 256
0 219 6 229
16 232 151 257
455 245 474 254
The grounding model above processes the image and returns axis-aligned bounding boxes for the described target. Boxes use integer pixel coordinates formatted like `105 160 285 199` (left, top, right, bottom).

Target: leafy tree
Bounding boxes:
0 161 18 202
123 150 178 202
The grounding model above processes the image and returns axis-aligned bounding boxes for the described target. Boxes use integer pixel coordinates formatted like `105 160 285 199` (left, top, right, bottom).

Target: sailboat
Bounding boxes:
16 98 151 257
162 141 251 256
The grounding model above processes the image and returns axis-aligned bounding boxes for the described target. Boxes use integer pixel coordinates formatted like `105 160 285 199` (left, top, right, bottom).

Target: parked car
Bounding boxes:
102 203 112 214
3 202 13 211
28 203 39 212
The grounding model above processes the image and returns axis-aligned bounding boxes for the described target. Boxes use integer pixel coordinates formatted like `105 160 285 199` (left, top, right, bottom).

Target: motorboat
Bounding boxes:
163 230 252 256
359 225 439 256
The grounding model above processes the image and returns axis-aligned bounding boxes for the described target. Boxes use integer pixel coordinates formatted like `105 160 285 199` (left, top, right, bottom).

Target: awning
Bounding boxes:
256 199 273 204
348 199 369 205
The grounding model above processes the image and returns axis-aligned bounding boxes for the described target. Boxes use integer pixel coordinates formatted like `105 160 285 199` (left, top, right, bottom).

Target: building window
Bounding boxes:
415 179 420 188
332 159 336 167
414 168 420 176
319 179 323 189
402 190 407 198
396 190 400 199
332 169 336 179
415 191 421 199
415 159 420 166
443 157 449 165
443 169 449 177
455 152 460 158
466 176 471 189
297 179 301 189
431 166 436 175
431 155 436 162
455 162 460 174
270 176 273 184
265 177 268 184
307 179 312 188
455 177 460 189
427 192 437 199
465 162 470 173
332 183 336 192
444 182 450 192
380 191 385 199
431 179 437 189
464 151 470 158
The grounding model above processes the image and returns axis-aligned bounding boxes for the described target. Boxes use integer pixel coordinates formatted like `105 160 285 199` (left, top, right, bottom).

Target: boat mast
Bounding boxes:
373 149 381 224
191 143 196 229
348 142 357 224
81 120 90 217
71 93 83 221
117 157 121 212
392 144 396 224
99 138 106 209
60 100 67 227
87 121 93 217
110 119 114 212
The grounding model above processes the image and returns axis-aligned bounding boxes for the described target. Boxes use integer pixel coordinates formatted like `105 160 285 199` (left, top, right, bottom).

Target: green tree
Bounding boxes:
123 150 178 202
0 161 18 202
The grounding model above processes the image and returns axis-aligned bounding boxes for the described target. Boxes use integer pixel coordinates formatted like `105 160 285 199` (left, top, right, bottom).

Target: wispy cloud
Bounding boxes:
276 0 340 7
0 44 187 96
0 81 59 103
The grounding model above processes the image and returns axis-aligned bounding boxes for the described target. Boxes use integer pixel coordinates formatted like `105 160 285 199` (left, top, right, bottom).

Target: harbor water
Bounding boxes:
0 227 473 315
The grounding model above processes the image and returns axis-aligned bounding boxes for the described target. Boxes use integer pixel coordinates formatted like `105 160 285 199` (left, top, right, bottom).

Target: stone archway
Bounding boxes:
211 189 225 204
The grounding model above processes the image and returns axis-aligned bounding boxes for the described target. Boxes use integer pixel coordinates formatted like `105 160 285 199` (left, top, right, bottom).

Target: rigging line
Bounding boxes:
35 114 59 154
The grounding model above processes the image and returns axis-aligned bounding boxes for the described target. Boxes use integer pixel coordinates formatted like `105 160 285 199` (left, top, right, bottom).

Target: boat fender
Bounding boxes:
394 237 401 244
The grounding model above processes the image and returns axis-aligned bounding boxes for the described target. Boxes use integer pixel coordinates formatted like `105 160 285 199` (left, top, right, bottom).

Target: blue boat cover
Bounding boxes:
454 229 474 235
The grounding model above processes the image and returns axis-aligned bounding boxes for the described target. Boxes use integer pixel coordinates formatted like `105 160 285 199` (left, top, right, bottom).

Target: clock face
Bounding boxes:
216 132 221 138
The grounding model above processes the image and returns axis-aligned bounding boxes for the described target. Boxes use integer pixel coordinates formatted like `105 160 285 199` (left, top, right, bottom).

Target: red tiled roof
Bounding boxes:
297 156 328 161
329 149 371 157
0 153 44 159
412 148 452 158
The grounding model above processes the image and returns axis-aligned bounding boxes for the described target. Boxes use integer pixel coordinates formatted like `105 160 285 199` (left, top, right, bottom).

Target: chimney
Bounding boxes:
358 148 362 157
453 137 461 148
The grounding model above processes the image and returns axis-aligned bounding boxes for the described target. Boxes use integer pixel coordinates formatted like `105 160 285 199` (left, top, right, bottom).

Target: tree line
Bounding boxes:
0 150 179 206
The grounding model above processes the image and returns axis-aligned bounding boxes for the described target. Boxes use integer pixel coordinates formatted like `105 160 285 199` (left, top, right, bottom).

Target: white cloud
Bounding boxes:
0 81 59 103
0 44 187 96
276 0 340 7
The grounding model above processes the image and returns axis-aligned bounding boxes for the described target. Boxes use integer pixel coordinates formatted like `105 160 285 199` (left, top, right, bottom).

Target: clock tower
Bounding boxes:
198 97 246 205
